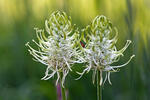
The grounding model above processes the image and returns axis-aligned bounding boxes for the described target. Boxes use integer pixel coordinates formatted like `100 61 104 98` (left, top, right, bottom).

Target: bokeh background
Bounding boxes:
0 0 150 100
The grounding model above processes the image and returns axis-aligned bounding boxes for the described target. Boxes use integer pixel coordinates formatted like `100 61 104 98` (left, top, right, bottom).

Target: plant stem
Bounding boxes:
56 83 62 100
97 71 102 100
100 83 102 100
60 73 67 100
61 84 66 100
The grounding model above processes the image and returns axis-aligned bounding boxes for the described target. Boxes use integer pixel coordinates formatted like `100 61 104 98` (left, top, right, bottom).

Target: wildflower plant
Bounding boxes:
26 11 135 100
26 11 84 88
77 15 135 86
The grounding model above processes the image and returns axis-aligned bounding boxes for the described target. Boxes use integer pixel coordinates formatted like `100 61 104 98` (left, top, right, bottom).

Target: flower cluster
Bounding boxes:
26 11 135 87
26 11 84 87
77 15 135 85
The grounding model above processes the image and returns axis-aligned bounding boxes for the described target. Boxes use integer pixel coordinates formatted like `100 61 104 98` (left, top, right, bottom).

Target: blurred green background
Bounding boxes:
0 0 150 100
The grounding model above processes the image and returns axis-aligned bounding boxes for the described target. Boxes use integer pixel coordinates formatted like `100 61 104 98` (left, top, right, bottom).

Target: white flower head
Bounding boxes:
26 11 84 87
77 15 135 85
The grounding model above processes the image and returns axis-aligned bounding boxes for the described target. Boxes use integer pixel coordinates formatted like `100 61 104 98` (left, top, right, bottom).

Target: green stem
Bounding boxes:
97 71 102 100
61 84 67 100
60 72 67 100
100 83 102 100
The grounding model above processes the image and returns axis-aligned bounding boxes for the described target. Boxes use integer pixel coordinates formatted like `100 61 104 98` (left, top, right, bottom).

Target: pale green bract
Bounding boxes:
77 15 135 85
26 11 84 87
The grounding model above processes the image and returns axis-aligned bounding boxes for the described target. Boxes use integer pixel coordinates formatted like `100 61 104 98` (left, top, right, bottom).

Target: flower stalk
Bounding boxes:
61 84 66 100
56 83 62 100
97 71 102 100
60 73 67 100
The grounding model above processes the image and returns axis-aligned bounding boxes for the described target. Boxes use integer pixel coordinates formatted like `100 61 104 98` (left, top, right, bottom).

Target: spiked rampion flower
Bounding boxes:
77 15 135 85
26 11 84 87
